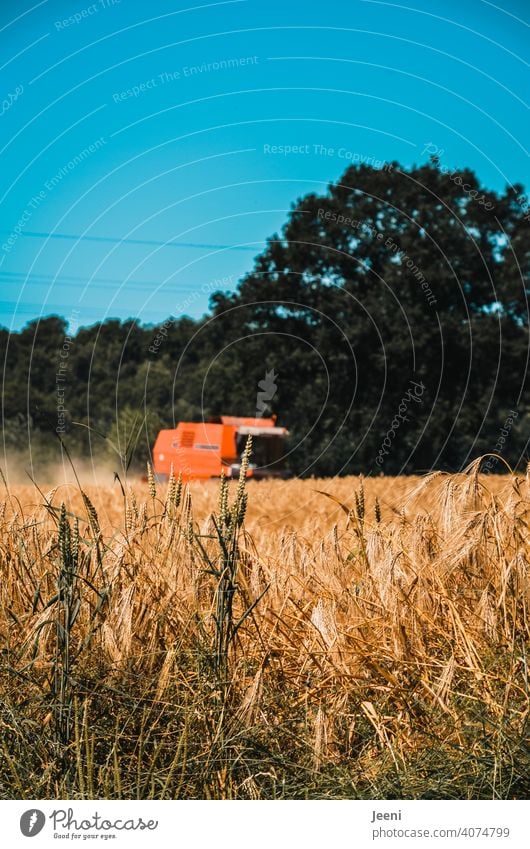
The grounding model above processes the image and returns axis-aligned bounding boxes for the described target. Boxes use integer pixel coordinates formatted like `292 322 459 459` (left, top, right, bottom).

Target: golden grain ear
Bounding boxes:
147 461 156 500
2 468 526 798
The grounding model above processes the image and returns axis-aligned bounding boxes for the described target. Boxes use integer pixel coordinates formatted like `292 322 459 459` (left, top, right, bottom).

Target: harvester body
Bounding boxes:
153 415 289 481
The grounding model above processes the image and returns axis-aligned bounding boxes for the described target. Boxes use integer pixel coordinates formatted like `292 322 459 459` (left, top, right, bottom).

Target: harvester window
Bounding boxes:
236 434 284 470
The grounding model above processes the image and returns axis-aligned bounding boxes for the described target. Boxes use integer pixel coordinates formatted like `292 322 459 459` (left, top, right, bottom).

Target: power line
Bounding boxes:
3 230 257 252
0 270 232 293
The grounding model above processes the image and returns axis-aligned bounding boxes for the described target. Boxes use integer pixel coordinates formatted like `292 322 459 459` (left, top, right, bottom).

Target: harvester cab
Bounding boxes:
152 415 290 481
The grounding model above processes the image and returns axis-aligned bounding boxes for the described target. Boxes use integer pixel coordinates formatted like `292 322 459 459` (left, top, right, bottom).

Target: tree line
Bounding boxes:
1 159 529 477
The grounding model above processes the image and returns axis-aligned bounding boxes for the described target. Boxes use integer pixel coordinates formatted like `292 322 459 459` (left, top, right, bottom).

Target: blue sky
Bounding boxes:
1 0 528 331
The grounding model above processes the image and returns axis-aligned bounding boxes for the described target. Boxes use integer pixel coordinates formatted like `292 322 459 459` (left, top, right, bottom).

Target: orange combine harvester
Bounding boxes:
152 415 290 481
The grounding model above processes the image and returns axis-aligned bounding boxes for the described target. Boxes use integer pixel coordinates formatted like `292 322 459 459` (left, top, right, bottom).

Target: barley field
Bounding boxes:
0 456 529 799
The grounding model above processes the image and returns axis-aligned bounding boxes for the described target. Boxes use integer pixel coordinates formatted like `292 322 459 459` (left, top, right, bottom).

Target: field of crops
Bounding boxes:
0 457 529 799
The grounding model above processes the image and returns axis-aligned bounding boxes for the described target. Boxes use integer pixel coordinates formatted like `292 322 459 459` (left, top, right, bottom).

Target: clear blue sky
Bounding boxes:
1 0 528 331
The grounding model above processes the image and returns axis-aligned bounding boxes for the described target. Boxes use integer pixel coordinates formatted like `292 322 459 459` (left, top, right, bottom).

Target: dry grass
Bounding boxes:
0 460 528 799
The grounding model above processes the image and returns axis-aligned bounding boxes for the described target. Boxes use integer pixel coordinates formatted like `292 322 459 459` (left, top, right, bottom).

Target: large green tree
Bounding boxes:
206 161 530 474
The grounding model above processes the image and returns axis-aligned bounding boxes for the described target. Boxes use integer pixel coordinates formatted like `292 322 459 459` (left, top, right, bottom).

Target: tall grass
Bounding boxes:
0 458 528 799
